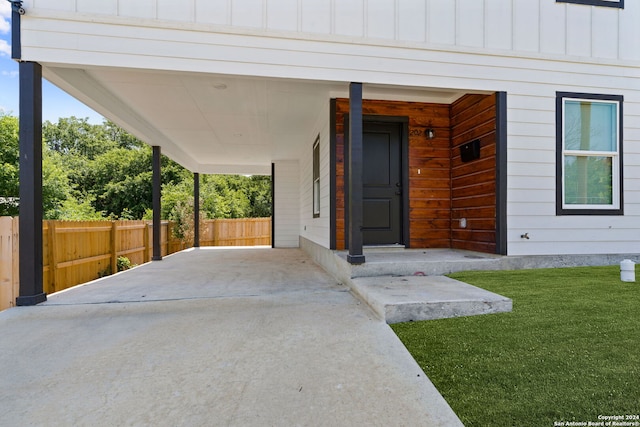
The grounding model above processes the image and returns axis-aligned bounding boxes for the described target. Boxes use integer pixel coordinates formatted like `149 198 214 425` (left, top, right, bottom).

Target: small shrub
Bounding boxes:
117 256 134 272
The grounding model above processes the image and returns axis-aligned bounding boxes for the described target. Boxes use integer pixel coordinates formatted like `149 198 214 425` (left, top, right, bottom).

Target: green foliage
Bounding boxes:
0 115 20 216
116 256 134 272
55 196 104 221
0 114 272 220
42 147 74 219
168 197 207 247
392 266 640 427
44 117 117 159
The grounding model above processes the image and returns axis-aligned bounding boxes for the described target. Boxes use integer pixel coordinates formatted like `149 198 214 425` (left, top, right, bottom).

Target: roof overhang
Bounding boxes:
43 65 469 174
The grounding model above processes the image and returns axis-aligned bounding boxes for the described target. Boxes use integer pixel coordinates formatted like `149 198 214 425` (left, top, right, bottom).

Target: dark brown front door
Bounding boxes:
362 122 403 245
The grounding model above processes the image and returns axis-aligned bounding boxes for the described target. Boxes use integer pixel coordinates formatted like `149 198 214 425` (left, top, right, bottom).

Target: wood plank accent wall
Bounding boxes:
450 94 497 253
334 98 452 250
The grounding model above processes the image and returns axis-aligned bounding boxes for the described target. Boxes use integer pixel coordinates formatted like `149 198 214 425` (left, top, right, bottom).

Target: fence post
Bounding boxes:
143 222 150 263
46 221 57 294
111 221 118 275
12 218 18 305
0 217 14 310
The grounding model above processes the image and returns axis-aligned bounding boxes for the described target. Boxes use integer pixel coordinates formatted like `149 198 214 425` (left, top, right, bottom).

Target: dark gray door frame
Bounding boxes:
344 115 410 250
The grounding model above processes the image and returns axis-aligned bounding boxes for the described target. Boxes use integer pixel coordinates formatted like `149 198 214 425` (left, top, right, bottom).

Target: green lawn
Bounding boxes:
391 266 640 427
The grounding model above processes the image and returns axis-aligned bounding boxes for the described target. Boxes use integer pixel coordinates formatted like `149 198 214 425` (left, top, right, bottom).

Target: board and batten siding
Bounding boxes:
27 0 639 61
273 160 300 248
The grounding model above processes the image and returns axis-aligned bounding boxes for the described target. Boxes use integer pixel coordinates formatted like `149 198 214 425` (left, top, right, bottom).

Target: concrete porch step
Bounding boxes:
350 275 512 324
336 249 506 278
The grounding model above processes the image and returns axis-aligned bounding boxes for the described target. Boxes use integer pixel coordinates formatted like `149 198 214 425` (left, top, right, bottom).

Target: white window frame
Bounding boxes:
556 92 624 215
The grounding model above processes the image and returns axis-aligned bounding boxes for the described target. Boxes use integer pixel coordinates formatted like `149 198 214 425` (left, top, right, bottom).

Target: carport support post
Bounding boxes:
193 172 200 248
347 82 365 264
17 61 47 306
152 146 162 261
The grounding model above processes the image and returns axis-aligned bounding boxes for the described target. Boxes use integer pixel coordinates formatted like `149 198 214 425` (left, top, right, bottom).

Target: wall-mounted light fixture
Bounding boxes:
425 124 435 140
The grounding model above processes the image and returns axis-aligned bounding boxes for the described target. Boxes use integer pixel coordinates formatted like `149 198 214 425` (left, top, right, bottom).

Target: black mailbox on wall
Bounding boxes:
460 139 480 162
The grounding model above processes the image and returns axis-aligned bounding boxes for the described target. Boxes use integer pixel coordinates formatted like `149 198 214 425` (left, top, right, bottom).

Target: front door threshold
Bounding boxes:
364 244 406 251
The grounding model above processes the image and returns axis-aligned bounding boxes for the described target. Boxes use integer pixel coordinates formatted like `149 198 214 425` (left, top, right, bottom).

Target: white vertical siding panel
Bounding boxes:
539 0 566 55
566 5 591 57
301 0 331 34
158 0 194 22
366 0 395 40
231 0 265 29
592 9 618 60
398 0 426 42
76 0 117 15
274 160 300 248
335 0 364 37
118 0 156 19
619 0 640 60
266 0 299 32
485 0 512 51
32 0 75 11
195 0 231 25
456 0 483 48
512 0 540 52
428 0 456 45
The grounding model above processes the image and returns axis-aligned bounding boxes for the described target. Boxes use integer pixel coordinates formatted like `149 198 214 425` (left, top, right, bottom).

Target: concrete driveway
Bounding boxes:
0 247 462 426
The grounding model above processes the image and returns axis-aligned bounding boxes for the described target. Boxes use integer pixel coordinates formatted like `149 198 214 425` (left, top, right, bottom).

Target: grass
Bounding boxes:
391 266 640 427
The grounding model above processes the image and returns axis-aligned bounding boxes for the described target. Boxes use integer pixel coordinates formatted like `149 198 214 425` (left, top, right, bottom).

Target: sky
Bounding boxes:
0 2 104 123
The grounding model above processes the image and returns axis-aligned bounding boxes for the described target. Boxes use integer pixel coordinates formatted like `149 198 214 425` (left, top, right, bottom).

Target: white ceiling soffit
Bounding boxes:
43 65 470 174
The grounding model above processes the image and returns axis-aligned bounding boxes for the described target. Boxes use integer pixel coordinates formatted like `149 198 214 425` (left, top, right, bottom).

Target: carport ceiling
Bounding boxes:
44 66 467 175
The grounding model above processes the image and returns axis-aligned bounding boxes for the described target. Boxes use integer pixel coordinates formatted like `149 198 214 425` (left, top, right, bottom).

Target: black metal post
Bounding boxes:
152 146 162 260
193 172 200 248
16 61 46 306
347 83 365 264
11 1 22 60
271 163 275 248
495 92 508 255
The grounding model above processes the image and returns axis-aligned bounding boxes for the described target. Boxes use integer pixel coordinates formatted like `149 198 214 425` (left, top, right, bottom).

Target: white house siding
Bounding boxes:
27 0 639 62
273 160 300 248
299 103 332 249
507 87 640 256
19 1 640 256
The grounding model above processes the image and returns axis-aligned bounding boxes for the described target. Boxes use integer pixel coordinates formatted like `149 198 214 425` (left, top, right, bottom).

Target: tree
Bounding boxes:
42 147 74 219
0 115 19 216
43 117 116 159
0 114 78 218
2 115 272 220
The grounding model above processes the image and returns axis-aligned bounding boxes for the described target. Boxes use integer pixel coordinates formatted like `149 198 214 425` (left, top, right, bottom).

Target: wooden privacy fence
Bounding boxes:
0 217 271 311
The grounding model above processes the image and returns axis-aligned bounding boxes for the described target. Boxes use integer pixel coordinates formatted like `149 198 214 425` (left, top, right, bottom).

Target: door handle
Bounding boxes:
395 182 402 195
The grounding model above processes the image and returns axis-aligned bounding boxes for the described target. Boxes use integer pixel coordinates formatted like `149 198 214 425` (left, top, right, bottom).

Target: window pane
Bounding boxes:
313 179 320 214
564 101 617 152
564 156 613 205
